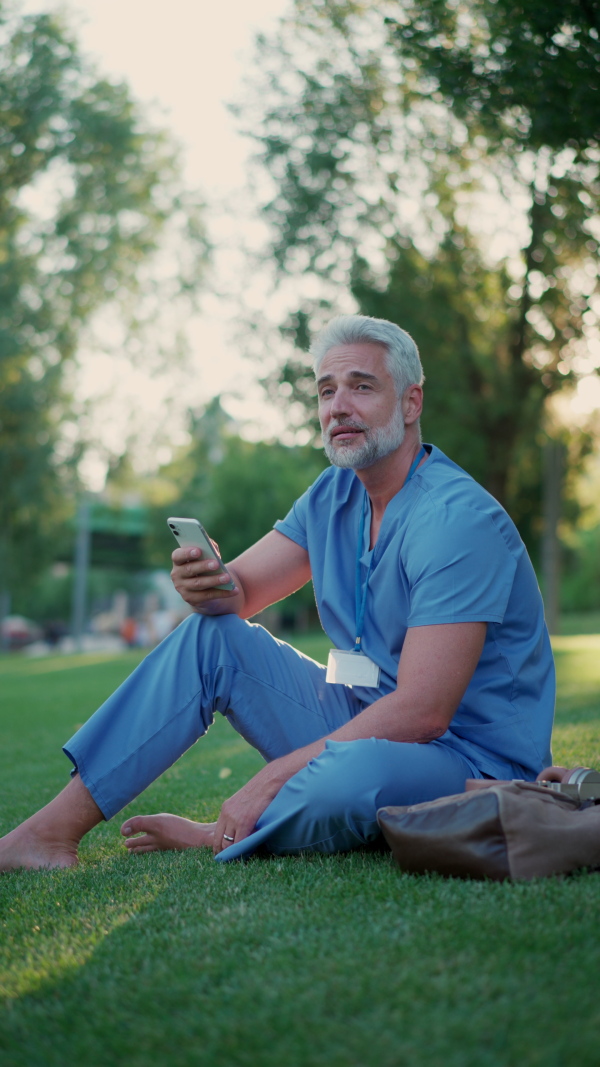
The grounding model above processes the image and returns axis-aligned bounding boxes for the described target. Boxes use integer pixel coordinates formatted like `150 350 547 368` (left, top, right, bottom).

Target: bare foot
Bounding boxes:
0 822 78 872
0 775 102 872
121 814 216 854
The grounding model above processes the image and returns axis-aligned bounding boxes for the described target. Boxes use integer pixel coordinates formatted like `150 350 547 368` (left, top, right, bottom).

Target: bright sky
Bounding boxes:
21 0 293 488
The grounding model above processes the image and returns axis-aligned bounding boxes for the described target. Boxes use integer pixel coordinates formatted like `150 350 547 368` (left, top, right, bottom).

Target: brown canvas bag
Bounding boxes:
377 781 600 881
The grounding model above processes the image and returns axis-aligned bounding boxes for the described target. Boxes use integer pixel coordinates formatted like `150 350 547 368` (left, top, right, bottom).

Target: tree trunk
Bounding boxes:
542 440 563 634
0 588 11 653
71 498 91 652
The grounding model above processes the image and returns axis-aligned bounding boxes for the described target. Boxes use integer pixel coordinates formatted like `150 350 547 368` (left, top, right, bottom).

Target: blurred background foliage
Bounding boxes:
0 2 208 617
2 0 600 634
12 398 328 626
139 398 326 566
244 0 600 539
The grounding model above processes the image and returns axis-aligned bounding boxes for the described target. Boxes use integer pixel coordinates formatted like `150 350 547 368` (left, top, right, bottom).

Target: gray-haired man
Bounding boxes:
0 315 554 870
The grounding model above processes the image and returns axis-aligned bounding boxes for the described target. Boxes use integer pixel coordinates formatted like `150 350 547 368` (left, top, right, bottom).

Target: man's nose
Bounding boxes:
329 387 352 417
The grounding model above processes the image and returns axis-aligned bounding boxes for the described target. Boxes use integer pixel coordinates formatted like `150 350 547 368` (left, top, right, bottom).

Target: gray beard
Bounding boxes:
323 404 406 469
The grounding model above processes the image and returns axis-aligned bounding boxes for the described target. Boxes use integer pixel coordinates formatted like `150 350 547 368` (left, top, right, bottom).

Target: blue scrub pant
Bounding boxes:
63 613 481 861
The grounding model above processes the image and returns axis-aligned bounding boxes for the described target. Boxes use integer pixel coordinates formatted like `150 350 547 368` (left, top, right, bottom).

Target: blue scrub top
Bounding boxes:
274 444 555 779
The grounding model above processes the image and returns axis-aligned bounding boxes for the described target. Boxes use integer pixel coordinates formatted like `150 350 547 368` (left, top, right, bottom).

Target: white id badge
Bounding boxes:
326 649 381 688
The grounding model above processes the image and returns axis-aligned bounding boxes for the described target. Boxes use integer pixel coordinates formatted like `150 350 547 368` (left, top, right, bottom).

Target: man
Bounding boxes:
0 315 555 871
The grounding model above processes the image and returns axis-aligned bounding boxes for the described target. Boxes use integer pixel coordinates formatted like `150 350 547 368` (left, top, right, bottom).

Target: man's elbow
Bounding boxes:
416 715 451 743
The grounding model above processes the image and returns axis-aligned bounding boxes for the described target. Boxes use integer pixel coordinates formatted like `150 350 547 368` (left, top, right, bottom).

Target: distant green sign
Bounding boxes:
66 503 151 568
89 504 149 538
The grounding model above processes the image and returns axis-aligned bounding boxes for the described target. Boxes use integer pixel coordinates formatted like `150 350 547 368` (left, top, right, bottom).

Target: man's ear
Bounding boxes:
402 384 423 425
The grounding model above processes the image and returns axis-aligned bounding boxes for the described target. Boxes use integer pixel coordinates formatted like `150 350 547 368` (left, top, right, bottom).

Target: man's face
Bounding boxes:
317 342 405 469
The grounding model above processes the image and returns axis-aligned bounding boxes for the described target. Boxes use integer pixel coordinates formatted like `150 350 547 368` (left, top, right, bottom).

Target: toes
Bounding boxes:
124 834 153 849
121 815 155 837
126 841 158 855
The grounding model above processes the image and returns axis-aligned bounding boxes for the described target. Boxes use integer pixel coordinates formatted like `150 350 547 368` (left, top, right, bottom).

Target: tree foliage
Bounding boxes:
387 0 600 153
242 0 599 532
0 4 208 605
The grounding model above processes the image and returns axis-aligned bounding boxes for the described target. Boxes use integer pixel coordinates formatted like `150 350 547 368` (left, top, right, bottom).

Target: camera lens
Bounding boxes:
567 768 600 786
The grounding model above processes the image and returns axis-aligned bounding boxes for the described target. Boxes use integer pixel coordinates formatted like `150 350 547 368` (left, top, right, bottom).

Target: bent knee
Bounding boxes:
297 739 386 816
183 610 254 653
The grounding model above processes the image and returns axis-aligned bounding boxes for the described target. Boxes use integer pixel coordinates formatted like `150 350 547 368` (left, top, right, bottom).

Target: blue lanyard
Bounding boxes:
353 445 427 652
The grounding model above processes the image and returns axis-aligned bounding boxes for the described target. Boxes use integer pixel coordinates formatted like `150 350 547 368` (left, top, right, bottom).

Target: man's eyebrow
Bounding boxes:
317 370 379 386
348 371 379 382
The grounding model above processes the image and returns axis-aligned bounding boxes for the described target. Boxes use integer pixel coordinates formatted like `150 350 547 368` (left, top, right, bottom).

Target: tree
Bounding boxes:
0 4 208 616
240 0 599 532
386 0 600 154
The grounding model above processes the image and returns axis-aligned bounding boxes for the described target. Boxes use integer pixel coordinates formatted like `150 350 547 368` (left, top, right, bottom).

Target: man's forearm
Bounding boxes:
254 689 448 798
329 689 448 745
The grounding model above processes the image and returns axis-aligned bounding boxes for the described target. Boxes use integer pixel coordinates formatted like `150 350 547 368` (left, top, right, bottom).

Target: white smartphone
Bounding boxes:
167 516 236 591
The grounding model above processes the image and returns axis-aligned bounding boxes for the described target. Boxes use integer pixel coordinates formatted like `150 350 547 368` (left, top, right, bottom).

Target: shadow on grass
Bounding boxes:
2 849 600 1067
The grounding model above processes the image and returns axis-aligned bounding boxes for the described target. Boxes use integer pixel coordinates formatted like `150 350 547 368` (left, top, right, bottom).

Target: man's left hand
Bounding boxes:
213 760 286 854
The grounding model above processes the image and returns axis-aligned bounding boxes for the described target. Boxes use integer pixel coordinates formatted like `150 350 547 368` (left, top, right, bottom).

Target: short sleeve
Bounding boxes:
273 486 311 550
405 504 518 626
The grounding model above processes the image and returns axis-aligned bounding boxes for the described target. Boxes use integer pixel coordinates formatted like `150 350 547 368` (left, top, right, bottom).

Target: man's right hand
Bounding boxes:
170 547 243 615
171 529 311 621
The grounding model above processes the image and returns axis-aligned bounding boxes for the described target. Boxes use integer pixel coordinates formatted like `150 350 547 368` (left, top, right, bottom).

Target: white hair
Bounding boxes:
311 314 424 397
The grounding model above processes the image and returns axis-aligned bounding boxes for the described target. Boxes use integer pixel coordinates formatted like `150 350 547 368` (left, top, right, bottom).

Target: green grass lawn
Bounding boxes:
1 632 599 1067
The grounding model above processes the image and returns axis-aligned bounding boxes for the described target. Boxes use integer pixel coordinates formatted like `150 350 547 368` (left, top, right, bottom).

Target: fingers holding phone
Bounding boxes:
171 546 235 596
168 517 241 613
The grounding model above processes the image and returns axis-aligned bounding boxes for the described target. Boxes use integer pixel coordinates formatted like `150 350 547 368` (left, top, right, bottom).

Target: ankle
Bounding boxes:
21 806 86 854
